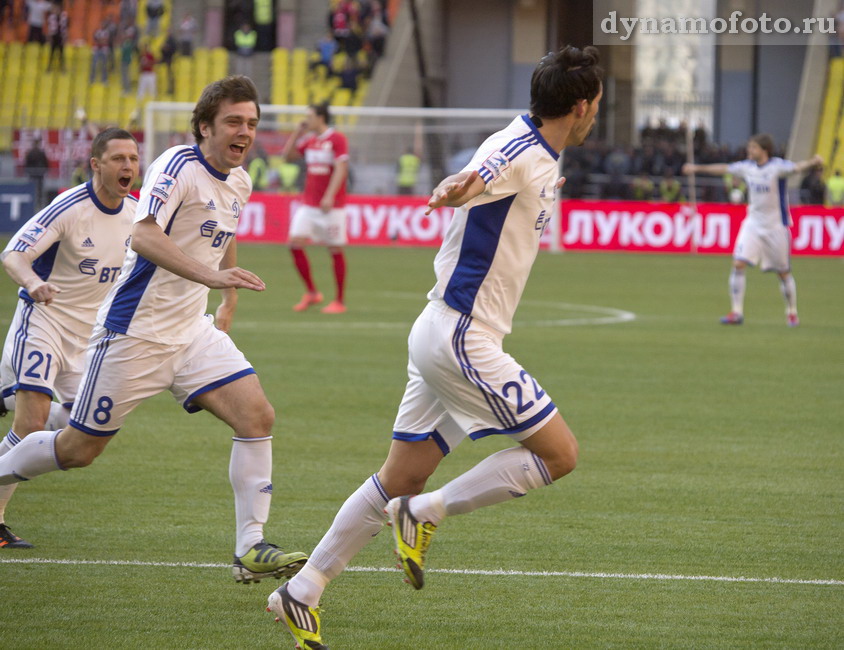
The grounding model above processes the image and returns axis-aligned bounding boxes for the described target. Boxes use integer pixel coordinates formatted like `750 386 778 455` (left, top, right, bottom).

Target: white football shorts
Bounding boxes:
288 205 348 246
392 300 558 455
733 220 791 273
69 317 254 436
1 300 86 406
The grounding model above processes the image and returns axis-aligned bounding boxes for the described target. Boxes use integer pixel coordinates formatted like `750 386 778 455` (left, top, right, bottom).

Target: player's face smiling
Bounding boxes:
93 138 140 207
201 99 259 173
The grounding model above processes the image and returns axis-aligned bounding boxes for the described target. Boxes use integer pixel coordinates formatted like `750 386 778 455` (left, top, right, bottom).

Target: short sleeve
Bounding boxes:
2 204 66 261
462 141 524 200
727 161 748 179
774 159 797 178
332 132 349 161
136 155 190 229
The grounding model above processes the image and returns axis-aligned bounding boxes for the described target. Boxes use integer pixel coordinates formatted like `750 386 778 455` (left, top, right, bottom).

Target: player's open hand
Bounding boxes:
426 171 481 215
207 267 266 291
27 280 61 305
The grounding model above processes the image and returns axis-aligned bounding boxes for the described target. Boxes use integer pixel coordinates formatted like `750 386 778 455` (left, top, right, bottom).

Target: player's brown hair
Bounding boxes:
530 45 603 120
309 101 331 125
749 133 775 157
192 76 260 144
91 128 138 160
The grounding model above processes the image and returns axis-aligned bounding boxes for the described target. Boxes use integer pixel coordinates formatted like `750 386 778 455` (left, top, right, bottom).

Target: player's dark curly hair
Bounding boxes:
310 101 332 125
750 133 775 156
91 128 137 159
192 75 261 143
530 45 603 120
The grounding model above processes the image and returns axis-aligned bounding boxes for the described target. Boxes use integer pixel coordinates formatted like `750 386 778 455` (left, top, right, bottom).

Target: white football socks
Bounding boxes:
288 474 389 607
779 274 798 315
0 430 62 485
729 268 746 314
0 431 19 522
229 436 273 557
411 447 552 523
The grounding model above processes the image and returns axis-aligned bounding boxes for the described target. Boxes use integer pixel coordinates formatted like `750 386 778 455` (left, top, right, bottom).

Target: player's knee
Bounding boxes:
544 438 579 481
241 399 274 436
56 438 104 468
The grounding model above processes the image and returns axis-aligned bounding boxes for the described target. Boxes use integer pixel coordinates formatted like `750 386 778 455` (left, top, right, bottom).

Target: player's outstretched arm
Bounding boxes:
791 154 824 175
425 170 485 215
131 217 266 292
2 251 61 305
682 162 730 176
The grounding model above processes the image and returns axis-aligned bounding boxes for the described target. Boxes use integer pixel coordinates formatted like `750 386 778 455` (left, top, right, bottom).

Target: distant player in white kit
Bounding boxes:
0 76 308 583
683 134 823 326
267 46 602 648
0 128 139 549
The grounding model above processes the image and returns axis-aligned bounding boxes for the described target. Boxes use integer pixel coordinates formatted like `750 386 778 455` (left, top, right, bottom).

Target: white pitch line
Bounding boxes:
0 558 840 586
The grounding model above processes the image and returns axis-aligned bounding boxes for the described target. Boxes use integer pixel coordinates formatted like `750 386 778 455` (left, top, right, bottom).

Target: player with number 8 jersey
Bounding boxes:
0 77 307 583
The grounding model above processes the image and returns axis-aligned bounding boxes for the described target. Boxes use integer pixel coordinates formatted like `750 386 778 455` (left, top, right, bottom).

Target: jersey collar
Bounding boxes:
86 181 124 215
193 144 230 181
521 114 559 161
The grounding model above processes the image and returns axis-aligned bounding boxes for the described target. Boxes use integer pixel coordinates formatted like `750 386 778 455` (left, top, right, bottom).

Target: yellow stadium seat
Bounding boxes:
817 58 844 174
211 47 229 79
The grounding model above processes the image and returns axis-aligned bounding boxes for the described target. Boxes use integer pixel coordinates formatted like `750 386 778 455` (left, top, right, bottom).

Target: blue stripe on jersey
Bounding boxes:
778 177 789 226
102 255 157 334
451 313 517 429
520 114 559 160
443 194 516 314
478 135 538 185
26 241 60 286
36 186 88 228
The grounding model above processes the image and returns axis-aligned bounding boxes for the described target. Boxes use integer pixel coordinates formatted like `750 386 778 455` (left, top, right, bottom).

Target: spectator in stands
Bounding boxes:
45 1 68 73
277 158 302 193
561 159 586 199
602 172 627 200
329 2 351 52
24 136 50 210
253 0 274 50
364 0 389 61
145 0 164 36
311 30 339 75
160 29 178 95
178 11 197 56
827 169 844 206
119 25 138 94
105 12 119 73
631 172 655 201
136 41 156 102
90 19 111 84
799 167 825 205
248 148 270 192
659 170 684 202
234 22 257 76
119 0 136 29
339 57 358 91
25 0 51 43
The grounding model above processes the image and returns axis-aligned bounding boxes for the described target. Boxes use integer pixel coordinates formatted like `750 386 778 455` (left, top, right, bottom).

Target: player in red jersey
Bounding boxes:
280 103 349 314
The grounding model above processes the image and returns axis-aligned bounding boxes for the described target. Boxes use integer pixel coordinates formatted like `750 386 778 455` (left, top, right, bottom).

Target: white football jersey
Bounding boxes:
98 145 252 344
727 157 797 229
427 115 559 335
2 182 135 340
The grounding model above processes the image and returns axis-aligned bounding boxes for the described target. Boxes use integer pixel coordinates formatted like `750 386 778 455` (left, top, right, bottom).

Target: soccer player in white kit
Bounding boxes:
683 134 823 326
0 76 307 583
267 46 603 648
0 128 139 549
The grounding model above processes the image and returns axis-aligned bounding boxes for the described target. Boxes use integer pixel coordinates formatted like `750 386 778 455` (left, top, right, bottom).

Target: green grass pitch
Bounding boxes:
1 245 842 648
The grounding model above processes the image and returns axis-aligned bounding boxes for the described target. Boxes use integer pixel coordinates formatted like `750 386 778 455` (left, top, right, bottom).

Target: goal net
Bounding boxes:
143 103 527 196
